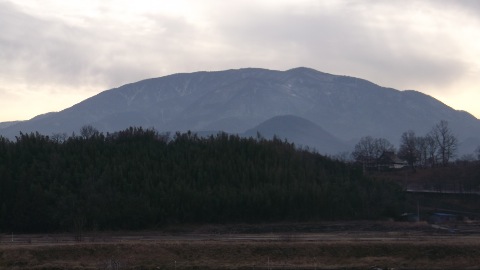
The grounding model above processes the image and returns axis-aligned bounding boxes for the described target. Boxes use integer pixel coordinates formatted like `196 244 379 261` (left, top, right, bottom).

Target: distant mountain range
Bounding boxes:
1 67 479 155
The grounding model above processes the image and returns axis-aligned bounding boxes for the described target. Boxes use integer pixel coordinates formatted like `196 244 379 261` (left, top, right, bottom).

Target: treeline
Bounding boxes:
352 120 469 168
0 127 403 233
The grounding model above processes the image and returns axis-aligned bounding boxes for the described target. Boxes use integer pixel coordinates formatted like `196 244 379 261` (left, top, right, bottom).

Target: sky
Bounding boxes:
1 0 479 122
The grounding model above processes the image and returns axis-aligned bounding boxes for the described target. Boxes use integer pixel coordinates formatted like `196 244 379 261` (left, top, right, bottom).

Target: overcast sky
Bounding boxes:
1 0 479 122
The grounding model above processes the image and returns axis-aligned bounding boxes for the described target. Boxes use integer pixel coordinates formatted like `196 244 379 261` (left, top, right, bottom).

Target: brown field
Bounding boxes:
1 221 480 270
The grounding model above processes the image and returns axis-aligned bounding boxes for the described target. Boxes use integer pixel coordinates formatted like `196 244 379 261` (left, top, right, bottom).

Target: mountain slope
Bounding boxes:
243 115 349 154
0 121 21 130
1 67 479 155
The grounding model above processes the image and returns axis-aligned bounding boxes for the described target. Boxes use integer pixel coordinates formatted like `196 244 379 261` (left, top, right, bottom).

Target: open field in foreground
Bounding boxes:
1 221 480 269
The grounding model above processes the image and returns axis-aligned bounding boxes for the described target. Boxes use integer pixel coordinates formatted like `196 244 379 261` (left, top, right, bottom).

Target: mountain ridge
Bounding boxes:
1 67 479 155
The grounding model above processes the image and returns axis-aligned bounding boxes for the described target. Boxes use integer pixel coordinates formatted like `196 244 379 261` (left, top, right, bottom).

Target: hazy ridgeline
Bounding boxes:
0 127 403 233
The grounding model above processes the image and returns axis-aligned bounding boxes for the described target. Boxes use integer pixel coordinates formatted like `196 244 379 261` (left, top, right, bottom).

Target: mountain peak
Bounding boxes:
287 66 319 72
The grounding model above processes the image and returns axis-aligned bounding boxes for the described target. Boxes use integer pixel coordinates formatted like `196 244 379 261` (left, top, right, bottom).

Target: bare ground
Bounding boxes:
1 221 480 269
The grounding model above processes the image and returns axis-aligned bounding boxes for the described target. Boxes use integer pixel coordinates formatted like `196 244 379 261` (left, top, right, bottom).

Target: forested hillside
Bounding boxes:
0 128 403 233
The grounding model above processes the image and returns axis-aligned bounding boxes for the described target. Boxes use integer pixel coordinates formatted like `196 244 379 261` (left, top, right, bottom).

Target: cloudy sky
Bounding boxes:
1 0 479 122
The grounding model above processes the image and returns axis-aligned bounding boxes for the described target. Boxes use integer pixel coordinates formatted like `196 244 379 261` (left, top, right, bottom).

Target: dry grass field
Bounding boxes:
1 221 480 269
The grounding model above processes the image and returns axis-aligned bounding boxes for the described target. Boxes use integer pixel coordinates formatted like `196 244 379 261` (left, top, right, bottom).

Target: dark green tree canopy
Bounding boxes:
0 127 403 233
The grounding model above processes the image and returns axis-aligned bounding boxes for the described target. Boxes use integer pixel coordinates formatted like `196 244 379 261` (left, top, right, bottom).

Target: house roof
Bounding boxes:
378 151 406 164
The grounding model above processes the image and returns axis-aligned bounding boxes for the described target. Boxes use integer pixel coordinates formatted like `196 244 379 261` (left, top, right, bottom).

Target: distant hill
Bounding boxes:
1 67 479 155
243 115 349 154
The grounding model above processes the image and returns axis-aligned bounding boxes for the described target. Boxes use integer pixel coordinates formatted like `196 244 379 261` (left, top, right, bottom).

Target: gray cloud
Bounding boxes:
0 1 198 89
435 0 480 16
0 2 93 85
0 0 478 97
205 1 474 93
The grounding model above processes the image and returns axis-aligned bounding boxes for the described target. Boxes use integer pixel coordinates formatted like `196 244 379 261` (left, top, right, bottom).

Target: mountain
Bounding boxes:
0 121 21 129
1 67 479 155
243 115 350 154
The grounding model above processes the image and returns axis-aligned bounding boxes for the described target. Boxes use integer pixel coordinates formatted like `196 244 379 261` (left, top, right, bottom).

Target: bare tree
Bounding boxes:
430 120 457 166
352 136 376 165
424 133 438 167
374 138 395 158
475 146 480 161
352 136 395 165
79 125 99 139
398 130 419 170
415 136 428 167
415 134 440 167
51 132 68 143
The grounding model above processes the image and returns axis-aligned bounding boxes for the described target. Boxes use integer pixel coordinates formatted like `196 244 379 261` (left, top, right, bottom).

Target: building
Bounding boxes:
377 151 407 170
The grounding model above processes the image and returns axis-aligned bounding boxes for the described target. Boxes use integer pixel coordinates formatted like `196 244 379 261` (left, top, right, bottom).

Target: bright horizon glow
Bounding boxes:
1 0 479 122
